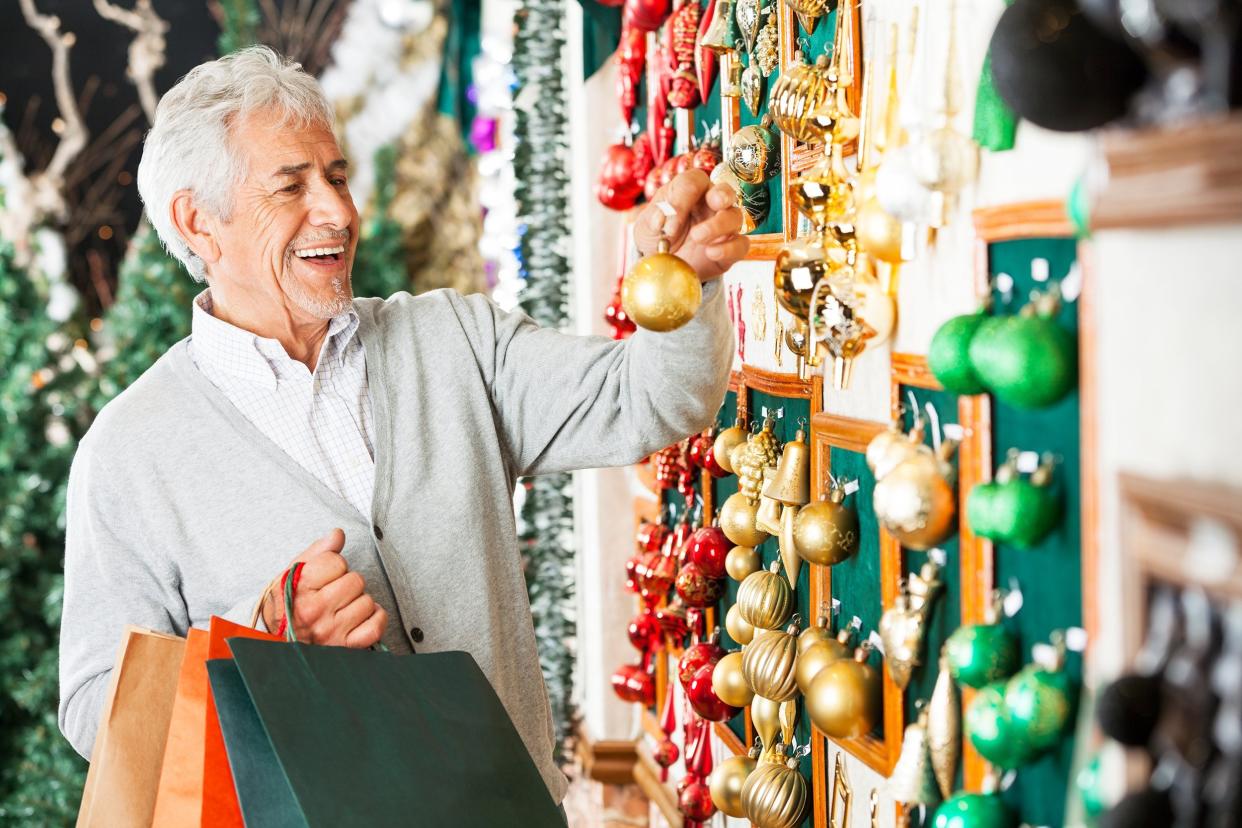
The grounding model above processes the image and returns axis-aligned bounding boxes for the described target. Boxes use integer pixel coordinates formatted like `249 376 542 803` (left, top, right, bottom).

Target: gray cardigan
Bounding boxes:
59 282 732 801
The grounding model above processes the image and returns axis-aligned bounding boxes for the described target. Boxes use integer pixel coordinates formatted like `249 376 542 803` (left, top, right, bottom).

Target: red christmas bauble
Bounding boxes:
675 561 725 607
597 142 646 211
654 737 680 769
655 602 690 642
627 612 661 651
641 552 678 606
679 781 716 820
701 441 728 478
610 664 655 705
688 527 729 579
636 520 667 552
691 143 721 176
624 552 642 583
625 0 671 31
677 632 726 688
687 662 741 721
676 772 698 798
687 434 707 468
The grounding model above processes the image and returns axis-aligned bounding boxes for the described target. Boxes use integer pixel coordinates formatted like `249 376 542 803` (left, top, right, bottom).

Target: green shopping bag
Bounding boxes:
215 637 562 828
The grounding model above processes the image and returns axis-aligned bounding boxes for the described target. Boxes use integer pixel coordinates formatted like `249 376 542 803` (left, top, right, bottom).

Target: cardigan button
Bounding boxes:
373 524 384 541
409 627 424 644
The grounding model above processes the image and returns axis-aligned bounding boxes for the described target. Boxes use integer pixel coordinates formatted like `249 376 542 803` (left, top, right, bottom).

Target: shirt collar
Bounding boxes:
190 289 360 389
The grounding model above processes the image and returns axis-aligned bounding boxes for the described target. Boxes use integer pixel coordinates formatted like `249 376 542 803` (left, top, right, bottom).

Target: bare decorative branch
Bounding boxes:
93 0 169 125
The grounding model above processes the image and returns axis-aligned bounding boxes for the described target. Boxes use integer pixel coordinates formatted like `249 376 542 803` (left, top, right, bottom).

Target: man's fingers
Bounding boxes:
312 568 366 610
705 182 739 212
345 606 388 649
690 206 744 243
332 593 377 638
661 170 711 236
706 235 751 263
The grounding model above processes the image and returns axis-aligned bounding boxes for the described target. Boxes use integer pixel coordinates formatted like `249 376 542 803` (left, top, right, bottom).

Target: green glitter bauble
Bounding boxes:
990 478 1062 548
969 314 1077 409
1004 664 1074 754
965 682 1029 770
945 622 1020 689
929 312 989 394
932 792 1019 828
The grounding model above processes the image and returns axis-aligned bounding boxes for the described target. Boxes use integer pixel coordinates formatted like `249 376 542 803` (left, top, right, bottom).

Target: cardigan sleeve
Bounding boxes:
456 279 734 478
58 438 188 759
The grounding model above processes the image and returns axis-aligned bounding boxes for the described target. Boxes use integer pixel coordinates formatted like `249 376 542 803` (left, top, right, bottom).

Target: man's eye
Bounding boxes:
330 178 348 187
281 183 302 194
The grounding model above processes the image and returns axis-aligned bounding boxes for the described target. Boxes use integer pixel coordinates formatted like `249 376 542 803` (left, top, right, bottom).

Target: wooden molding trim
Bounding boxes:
745 233 786 260
742 363 817 399
810 412 887 455
634 749 684 828
1093 114 1242 230
577 730 639 785
890 352 943 393
714 721 748 757
973 200 1073 243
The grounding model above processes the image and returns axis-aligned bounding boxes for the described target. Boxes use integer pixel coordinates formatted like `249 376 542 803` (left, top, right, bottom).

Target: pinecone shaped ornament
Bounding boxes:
739 419 779 504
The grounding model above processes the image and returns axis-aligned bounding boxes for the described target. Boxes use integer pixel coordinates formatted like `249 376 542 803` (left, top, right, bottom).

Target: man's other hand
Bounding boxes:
633 169 751 282
262 528 387 648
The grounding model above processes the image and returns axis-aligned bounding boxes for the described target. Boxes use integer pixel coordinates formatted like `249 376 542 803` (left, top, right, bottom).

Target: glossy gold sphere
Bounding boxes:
792 497 859 566
621 249 702 332
854 197 904 264
795 637 850 694
726 602 756 645
806 656 881 739
725 545 762 581
713 425 748 474
712 651 755 707
873 453 957 551
720 492 769 547
709 753 757 818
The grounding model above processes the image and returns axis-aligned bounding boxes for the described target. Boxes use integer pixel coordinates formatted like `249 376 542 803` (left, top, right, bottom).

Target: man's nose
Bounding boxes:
308 178 354 229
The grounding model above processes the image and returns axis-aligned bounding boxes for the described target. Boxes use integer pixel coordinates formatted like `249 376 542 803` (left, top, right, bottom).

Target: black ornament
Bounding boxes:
1097 673 1164 747
988 0 1148 131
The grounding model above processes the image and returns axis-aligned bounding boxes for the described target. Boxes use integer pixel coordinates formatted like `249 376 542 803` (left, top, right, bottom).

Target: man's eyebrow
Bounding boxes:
270 159 348 177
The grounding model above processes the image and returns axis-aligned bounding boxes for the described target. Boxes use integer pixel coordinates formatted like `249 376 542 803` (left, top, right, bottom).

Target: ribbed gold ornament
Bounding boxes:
737 561 794 630
741 745 810 828
743 621 801 702
767 54 833 145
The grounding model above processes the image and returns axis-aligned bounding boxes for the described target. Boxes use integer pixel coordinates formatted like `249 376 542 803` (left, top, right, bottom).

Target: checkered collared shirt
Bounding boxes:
187 289 376 518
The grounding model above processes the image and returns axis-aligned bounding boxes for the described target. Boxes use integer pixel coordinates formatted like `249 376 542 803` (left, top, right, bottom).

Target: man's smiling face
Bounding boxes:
211 108 360 321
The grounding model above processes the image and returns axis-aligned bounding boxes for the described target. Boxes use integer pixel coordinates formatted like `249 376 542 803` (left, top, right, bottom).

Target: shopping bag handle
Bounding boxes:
284 562 389 652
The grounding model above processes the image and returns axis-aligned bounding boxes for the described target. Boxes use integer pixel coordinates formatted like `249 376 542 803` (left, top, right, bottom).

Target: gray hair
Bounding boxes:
136 46 335 281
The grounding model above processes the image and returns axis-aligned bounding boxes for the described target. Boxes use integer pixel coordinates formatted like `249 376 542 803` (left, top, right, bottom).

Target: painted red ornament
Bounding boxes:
636 520 667 552
686 606 706 638
687 662 740 721
690 141 721 175
688 527 729 578
667 0 702 108
611 663 655 705
679 780 716 820
676 561 725 607
656 600 690 642
596 142 647 211
615 22 647 125
654 738 680 776
678 629 726 687
625 0 671 32
695 0 719 101
628 612 661 651
641 551 678 607
605 279 637 340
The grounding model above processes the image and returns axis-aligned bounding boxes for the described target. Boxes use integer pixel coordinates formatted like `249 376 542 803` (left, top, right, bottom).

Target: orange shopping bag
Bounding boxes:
151 628 210 826
201 617 282 826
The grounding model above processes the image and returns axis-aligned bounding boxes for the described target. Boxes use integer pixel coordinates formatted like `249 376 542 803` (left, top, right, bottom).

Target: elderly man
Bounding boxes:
58 46 744 803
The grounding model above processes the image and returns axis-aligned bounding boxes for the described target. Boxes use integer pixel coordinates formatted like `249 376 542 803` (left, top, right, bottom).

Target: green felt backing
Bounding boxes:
986 237 1082 828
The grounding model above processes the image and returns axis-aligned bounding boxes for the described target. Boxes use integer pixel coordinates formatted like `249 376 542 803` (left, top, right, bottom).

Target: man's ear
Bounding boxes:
169 190 222 266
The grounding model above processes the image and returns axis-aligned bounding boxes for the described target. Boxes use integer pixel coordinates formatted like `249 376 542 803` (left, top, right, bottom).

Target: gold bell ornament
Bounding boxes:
720 491 769 546
713 416 749 474
728 115 782 185
765 430 811 506
886 705 941 807
738 418 779 504
879 560 945 690
741 742 811 828
793 476 860 566
873 434 959 551
699 0 739 56
725 544 762 581
927 649 961 800
806 642 881 739
796 625 855 694
737 560 795 630
743 619 803 702
726 601 756 644
755 469 785 536
621 229 703 332
709 743 760 817
712 650 756 707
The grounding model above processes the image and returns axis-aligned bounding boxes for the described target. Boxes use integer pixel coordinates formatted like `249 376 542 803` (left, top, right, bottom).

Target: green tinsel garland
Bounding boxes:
512 0 579 766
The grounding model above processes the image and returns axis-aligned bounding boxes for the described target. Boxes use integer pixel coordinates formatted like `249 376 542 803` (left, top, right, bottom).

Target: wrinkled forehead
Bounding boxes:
229 107 346 182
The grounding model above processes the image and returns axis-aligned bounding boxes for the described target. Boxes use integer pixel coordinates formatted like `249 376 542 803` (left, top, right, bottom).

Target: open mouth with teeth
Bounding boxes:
293 243 347 268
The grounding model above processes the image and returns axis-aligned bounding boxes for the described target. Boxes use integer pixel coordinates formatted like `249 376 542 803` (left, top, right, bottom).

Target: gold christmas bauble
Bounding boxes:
725 545 762 581
736 562 794 630
712 652 755 707
713 421 748 474
740 748 810 828
620 242 703 333
854 197 904 264
742 622 801 702
806 650 881 739
797 615 833 654
792 491 859 566
720 492 769 547
709 753 757 818
726 602 756 645
795 635 850 694
873 451 957 551
866 422 923 480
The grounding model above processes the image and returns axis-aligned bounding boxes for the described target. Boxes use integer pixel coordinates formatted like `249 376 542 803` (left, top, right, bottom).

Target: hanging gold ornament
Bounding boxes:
713 650 756 707
728 115 781 184
743 621 802 702
767 54 833 145
879 560 945 690
726 601 756 644
741 61 764 116
721 52 744 98
700 0 739 55
755 470 784 535
714 417 749 474
793 481 859 566
709 746 760 817
754 14 780 76
886 706 941 806
737 560 795 630
621 237 702 332
789 144 856 230
726 545 762 581
849 258 897 347
750 694 782 759
795 628 853 694
751 288 768 342
927 649 960 800
854 24 907 266
873 438 959 550
806 643 881 739
867 413 924 479
805 0 860 146
741 743 810 828
798 611 834 654
734 0 762 54
777 503 801 588
805 258 879 391
738 419 779 503
779 698 799 746
782 0 830 34
721 491 769 546
765 430 811 506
